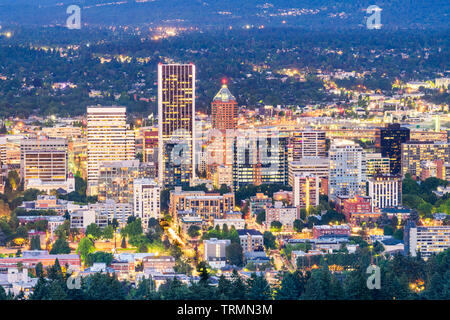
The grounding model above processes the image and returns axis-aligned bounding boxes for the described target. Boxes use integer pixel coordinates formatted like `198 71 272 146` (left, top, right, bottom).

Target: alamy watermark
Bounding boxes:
66 5 81 30
366 264 381 289
66 265 81 289
366 5 382 30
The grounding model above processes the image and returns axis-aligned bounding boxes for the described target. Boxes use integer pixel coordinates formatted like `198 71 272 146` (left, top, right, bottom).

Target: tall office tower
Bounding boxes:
87 106 135 195
375 123 410 175
133 178 161 228
328 140 367 200
367 175 401 209
365 153 390 178
20 137 69 190
232 131 288 191
211 80 238 131
293 174 320 209
401 141 450 178
158 63 195 187
291 130 326 161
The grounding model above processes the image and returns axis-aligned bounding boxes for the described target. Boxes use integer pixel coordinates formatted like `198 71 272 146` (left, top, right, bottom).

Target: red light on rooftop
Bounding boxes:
221 78 228 86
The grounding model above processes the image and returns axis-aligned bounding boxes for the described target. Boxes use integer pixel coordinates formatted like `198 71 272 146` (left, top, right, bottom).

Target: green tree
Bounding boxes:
263 231 276 250
226 243 243 267
30 235 41 250
85 223 102 240
256 211 266 225
246 273 271 300
102 225 114 240
270 221 282 231
50 238 71 254
187 225 201 238
77 237 95 262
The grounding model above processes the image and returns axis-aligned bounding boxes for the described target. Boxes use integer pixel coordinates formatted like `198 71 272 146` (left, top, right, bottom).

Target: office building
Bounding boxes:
405 223 450 259
133 178 161 228
20 138 69 190
211 80 238 130
291 130 326 161
293 174 320 209
328 140 366 200
367 175 401 209
88 200 133 227
158 63 196 187
142 127 158 163
87 106 135 195
97 160 141 204
365 153 390 178
376 123 410 175
232 132 288 190
288 157 329 186
401 141 450 178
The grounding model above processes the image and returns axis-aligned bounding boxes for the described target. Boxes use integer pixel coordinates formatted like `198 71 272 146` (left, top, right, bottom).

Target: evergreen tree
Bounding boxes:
30 236 41 250
246 273 271 300
276 271 307 300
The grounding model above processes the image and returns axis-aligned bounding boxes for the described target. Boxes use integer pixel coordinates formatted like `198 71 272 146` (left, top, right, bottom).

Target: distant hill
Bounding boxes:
0 0 448 29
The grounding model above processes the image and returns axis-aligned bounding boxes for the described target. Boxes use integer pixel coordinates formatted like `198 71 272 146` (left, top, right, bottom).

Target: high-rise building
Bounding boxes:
133 178 160 228
232 132 288 191
329 140 366 200
401 141 450 178
367 175 401 209
376 123 410 175
20 138 69 190
211 80 238 130
158 63 196 187
87 106 135 195
291 130 326 161
293 174 320 209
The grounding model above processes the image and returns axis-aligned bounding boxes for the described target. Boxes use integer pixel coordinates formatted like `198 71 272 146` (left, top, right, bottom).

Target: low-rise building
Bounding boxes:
265 201 298 229
214 218 245 230
238 229 264 253
204 238 231 269
404 222 450 259
312 225 351 239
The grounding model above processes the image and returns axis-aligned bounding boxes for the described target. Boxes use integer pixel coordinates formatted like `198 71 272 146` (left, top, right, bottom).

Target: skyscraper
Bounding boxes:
158 63 195 187
376 123 410 175
87 106 135 195
232 131 288 191
329 140 366 200
211 79 238 131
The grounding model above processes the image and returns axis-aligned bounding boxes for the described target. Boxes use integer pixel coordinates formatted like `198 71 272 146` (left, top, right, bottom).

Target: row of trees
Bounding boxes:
2 247 450 300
